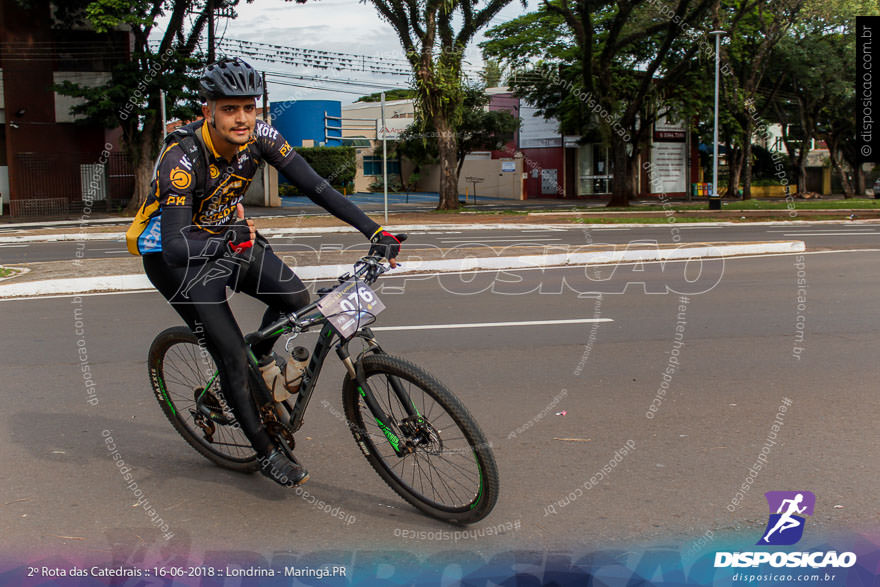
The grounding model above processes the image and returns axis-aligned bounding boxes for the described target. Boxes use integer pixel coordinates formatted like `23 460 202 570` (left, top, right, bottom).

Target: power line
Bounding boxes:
267 79 382 96
265 69 403 90
223 37 413 69
218 38 413 77
218 37 484 77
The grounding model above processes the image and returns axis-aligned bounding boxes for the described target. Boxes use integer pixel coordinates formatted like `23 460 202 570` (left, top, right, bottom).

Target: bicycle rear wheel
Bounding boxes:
148 326 258 472
342 354 499 524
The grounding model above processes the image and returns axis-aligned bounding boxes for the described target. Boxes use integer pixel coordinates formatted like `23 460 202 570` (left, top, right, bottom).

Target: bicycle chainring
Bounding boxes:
261 404 296 450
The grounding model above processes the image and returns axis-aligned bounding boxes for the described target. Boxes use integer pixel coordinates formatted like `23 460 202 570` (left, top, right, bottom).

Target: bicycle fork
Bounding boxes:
337 339 421 458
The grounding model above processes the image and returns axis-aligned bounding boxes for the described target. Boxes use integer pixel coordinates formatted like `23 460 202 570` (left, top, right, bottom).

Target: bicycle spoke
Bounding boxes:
172 345 202 385
355 366 485 512
411 452 447 505
155 337 255 465
415 451 465 506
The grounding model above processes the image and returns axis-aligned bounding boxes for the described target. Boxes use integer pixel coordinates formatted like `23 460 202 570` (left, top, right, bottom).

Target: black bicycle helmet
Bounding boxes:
199 57 263 100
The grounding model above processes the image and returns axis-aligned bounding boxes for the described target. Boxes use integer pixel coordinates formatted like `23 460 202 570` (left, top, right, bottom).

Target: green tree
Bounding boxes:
766 23 840 196
54 0 256 214
784 0 880 196
710 0 804 199
479 59 505 88
388 86 519 191
366 0 525 210
483 0 715 206
393 123 439 190
355 89 417 102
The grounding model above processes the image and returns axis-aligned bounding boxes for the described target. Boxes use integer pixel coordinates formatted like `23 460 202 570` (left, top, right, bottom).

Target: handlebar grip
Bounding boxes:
252 315 290 343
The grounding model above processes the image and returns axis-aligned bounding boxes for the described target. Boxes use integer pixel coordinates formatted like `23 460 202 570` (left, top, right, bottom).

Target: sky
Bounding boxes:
169 0 533 104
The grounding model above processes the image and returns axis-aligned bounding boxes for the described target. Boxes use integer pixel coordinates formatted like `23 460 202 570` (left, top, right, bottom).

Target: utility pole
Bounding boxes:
262 71 268 121
207 0 215 63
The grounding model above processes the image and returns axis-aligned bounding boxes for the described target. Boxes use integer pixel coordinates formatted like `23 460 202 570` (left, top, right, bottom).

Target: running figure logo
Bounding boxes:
758 491 816 546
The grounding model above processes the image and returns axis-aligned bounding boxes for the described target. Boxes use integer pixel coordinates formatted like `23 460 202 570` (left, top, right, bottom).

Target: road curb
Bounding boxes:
0 240 805 299
0 223 576 244
3 219 879 243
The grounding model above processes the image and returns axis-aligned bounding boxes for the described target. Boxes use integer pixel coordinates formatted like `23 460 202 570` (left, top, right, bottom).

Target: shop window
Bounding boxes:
363 156 401 176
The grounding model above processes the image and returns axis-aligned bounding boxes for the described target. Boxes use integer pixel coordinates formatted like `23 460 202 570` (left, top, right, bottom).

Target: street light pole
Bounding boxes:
381 91 388 224
160 89 167 138
709 29 725 210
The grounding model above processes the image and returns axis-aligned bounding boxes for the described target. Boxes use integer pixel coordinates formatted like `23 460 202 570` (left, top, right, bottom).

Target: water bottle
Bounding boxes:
259 356 289 402
283 346 310 394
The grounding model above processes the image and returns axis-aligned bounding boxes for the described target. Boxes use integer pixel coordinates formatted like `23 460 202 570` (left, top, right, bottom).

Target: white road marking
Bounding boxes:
776 232 879 237
372 318 613 331
438 238 563 243
767 229 875 233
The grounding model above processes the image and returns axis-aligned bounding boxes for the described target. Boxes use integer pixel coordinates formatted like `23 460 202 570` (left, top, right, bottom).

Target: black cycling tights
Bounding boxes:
143 244 310 455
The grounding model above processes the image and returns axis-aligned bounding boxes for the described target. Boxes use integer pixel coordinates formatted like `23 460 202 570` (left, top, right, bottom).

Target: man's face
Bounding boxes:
203 97 257 147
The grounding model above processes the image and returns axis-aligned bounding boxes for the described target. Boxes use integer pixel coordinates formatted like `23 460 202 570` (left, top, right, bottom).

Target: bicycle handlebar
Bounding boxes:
248 234 407 344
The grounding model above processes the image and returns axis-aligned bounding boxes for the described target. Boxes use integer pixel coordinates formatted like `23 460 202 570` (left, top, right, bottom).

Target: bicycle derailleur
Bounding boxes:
192 386 236 442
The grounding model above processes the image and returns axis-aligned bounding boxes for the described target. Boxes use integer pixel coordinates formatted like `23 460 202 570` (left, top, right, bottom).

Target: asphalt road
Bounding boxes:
0 249 877 572
2 221 880 264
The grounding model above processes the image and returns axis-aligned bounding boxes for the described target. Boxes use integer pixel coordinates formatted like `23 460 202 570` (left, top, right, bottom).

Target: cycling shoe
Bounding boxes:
259 448 309 487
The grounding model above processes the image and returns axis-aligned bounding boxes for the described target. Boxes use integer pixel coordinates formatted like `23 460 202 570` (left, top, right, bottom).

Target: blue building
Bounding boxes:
270 99 342 148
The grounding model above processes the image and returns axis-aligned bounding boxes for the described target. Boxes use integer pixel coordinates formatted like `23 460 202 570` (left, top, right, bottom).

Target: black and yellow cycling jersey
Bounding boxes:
126 118 379 262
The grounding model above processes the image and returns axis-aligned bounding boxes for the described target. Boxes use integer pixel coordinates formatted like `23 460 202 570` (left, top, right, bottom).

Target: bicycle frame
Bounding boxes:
238 257 421 456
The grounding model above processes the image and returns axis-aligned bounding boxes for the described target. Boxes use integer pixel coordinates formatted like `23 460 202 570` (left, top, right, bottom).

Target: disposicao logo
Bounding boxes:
714 491 857 569
759 490 815 546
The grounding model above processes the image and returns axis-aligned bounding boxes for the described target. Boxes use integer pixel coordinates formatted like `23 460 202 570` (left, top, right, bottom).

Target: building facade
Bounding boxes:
0 0 131 216
487 89 701 200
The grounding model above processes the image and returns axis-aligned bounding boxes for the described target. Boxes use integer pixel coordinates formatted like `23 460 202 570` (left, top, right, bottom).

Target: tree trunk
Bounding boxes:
827 142 853 198
742 124 753 200
855 165 866 196
125 153 154 215
607 138 635 207
796 149 808 194
435 117 460 210
123 115 158 215
727 146 743 198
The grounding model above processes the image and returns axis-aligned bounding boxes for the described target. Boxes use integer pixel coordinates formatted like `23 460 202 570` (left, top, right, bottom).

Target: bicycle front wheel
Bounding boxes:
342 354 499 524
148 326 258 472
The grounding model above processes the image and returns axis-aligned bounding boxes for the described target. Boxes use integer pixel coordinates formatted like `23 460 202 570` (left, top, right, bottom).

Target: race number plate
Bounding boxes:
316 280 385 338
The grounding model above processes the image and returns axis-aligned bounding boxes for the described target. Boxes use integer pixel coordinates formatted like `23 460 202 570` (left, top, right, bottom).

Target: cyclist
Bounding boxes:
128 57 401 487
